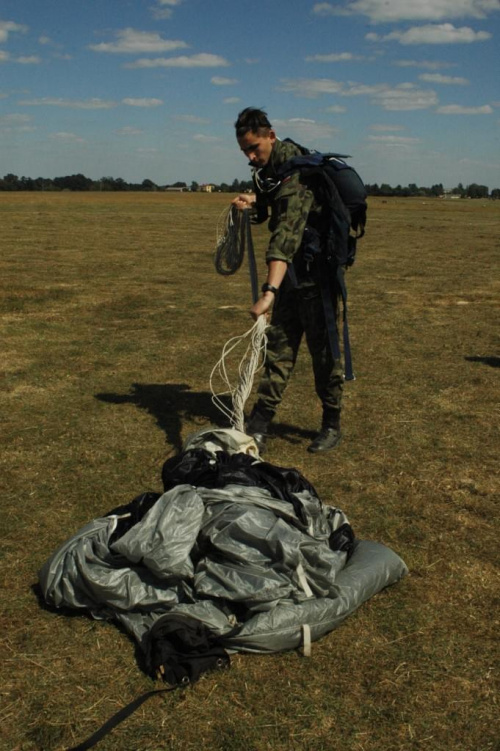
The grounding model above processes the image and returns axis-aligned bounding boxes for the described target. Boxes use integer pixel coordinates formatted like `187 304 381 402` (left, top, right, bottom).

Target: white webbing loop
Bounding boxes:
296 563 313 598
210 316 268 433
302 624 312 658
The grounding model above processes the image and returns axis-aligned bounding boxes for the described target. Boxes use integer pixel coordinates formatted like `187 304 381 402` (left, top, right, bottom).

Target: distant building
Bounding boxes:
165 186 186 192
200 184 216 193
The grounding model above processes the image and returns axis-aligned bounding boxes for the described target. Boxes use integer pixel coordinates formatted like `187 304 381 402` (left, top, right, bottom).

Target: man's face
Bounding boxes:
237 129 276 168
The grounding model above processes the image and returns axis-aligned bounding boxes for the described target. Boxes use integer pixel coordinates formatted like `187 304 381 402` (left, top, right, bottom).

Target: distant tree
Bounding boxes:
466 183 489 199
141 179 156 191
113 178 129 191
54 173 93 191
190 181 199 192
171 181 187 188
1 173 20 190
379 183 394 196
490 188 500 200
430 183 444 197
451 183 465 198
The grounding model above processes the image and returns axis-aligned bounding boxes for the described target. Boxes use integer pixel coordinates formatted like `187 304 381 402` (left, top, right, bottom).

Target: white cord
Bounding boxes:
210 316 268 433
215 204 234 249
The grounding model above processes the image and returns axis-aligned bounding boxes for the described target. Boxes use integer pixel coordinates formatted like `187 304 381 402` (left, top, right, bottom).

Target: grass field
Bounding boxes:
1 191 498 751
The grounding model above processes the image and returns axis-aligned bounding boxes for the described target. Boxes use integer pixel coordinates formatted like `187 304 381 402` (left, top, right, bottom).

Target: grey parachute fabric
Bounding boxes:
39 429 408 666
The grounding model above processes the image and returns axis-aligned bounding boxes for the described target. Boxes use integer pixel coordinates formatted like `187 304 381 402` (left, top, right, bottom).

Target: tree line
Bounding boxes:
0 172 498 199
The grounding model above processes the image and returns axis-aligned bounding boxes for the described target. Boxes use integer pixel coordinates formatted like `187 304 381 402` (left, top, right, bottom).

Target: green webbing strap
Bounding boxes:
66 686 177 751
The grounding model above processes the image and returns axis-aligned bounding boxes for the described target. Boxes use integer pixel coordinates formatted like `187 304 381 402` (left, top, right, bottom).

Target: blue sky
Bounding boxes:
1 0 499 188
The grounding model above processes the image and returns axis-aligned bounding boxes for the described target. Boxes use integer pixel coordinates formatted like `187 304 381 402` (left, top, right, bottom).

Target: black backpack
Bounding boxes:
277 138 367 269
276 140 367 381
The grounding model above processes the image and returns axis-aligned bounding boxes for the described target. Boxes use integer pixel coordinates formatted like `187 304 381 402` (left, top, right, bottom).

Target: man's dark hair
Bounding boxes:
235 107 272 138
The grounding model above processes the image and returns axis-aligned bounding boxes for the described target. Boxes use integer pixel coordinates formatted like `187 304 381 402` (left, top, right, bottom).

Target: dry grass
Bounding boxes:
0 192 498 751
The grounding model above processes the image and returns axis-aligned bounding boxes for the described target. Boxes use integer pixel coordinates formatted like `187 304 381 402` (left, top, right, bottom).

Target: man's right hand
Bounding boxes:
231 193 256 210
250 292 274 321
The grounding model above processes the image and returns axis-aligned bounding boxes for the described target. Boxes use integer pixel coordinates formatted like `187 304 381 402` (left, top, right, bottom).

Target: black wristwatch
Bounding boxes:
262 282 279 295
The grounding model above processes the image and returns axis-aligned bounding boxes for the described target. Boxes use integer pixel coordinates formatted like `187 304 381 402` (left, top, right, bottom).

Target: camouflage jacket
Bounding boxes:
251 139 323 269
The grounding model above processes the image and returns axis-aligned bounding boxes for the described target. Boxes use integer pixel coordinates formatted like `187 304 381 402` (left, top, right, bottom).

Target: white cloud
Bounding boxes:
0 21 28 43
151 0 184 18
325 105 347 113
122 98 163 107
312 3 350 16
370 123 406 131
15 56 41 64
312 1 500 23
0 113 31 124
305 52 364 62
344 81 439 110
211 76 238 85
273 117 339 141
0 113 35 132
437 104 493 113
193 134 221 142
279 77 438 110
368 135 420 143
279 78 344 97
0 51 42 64
394 59 456 69
19 97 118 109
366 24 491 44
419 73 469 84
89 28 188 54
223 97 241 104
124 53 230 69
50 131 86 143
173 114 211 123
115 126 144 135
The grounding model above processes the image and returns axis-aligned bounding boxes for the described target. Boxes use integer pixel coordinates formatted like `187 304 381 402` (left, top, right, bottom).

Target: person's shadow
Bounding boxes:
95 382 316 452
465 356 500 368
96 383 227 452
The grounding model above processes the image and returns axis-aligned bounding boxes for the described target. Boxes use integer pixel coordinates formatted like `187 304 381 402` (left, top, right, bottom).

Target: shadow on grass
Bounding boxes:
96 382 227 452
95 382 316 451
465 355 500 368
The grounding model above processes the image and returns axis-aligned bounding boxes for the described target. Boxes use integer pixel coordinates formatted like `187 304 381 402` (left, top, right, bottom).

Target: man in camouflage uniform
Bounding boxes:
233 107 343 454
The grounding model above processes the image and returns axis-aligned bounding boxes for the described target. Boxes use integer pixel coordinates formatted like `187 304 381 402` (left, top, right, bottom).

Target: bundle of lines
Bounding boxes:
214 204 250 276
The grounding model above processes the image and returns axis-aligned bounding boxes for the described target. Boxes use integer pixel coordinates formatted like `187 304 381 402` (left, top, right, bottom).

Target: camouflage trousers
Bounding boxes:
253 283 343 422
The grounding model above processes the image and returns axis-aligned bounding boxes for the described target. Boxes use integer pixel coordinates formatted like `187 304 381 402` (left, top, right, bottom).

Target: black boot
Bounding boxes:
307 409 341 453
245 407 272 455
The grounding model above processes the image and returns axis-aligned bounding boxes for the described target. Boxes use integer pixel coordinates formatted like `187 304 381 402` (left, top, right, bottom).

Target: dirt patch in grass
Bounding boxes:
1 192 498 750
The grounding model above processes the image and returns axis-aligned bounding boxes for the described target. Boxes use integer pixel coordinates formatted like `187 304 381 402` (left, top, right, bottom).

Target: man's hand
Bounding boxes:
250 292 274 321
231 193 256 210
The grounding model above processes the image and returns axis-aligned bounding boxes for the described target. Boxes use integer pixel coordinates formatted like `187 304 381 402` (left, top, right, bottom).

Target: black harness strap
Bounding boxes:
242 209 259 303
317 260 354 382
66 686 177 751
